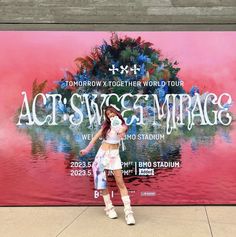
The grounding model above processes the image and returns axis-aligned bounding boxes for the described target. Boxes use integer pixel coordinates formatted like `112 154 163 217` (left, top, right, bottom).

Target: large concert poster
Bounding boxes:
0 32 235 206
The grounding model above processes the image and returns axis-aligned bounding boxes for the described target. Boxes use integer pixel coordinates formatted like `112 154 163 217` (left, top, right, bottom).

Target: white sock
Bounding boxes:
102 193 112 207
121 195 131 209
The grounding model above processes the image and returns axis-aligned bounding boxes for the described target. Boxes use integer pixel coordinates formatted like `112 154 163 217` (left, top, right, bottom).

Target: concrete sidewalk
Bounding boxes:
0 206 235 237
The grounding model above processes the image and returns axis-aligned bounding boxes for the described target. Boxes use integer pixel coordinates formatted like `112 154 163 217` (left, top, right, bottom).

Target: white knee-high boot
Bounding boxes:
102 193 118 219
121 195 135 225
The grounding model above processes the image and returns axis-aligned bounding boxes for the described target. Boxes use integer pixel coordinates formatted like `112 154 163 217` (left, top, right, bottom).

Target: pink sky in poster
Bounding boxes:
0 31 236 119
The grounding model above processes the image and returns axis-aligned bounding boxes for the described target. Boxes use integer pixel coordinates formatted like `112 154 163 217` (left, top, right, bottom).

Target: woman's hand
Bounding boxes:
117 131 126 139
80 149 86 156
79 128 103 156
115 124 128 134
79 142 94 156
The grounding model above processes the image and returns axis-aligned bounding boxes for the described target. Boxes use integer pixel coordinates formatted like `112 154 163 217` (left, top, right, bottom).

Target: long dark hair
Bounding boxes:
101 106 128 139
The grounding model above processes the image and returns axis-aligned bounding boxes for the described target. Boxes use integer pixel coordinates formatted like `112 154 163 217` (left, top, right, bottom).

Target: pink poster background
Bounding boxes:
0 32 236 205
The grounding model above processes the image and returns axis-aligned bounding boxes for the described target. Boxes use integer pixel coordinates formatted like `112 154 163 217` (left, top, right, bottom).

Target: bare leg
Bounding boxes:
113 169 128 197
113 169 135 224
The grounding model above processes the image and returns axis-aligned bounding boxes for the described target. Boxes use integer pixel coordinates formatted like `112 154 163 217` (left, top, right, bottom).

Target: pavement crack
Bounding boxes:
204 206 213 237
55 207 88 237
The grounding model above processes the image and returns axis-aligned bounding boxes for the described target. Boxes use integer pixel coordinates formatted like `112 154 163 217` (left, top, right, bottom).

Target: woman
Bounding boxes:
80 105 135 225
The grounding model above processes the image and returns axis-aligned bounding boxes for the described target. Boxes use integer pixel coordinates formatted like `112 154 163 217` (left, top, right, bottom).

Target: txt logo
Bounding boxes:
109 64 140 75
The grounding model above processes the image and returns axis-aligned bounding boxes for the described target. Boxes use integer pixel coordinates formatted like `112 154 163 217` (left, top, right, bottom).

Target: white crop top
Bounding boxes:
102 122 127 151
102 127 121 144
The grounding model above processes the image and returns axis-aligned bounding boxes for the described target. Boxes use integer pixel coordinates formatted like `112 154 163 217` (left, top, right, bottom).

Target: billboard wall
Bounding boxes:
0 31 236 205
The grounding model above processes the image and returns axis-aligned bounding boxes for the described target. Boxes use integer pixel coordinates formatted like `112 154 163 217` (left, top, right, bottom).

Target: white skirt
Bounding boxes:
94 147 122 170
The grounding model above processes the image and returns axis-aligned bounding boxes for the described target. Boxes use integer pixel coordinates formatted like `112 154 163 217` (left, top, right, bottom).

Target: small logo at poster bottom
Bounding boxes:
141 191 156 197
139 168 154 175
94 190 114 199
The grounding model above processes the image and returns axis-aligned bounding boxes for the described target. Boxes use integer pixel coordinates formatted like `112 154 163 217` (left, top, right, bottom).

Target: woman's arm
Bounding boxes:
119 124 128 133
90 128 103 145
117 124 128 139
79 128 103 155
